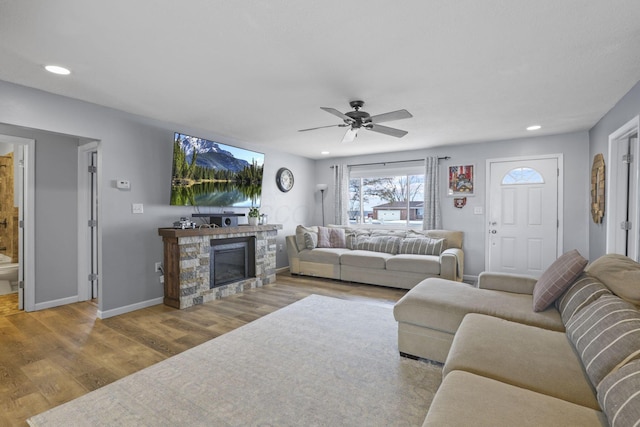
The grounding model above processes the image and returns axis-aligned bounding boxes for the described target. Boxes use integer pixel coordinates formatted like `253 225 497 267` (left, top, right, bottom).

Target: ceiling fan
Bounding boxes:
298 100 413 143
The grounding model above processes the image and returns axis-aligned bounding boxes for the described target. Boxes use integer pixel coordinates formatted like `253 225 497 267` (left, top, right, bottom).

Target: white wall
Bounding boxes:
0 80 315 315
315 131 590 277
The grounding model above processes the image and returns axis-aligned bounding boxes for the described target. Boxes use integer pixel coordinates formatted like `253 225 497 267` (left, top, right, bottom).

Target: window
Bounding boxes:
348 161 424 228
502 167 544 185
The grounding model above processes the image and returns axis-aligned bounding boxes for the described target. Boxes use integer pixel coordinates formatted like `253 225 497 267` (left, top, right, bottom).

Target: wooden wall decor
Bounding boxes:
591 153 605 224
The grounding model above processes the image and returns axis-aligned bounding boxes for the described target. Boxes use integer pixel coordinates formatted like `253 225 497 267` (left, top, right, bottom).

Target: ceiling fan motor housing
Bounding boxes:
345 100 370 127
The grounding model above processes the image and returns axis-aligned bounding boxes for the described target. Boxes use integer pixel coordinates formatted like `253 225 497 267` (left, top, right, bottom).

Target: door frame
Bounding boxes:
0 134 35 311
77 140 102 302
485 153 564 272
606 115 640 260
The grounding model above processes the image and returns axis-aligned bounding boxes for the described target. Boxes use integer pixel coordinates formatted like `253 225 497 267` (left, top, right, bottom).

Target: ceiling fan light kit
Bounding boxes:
299 100 412 144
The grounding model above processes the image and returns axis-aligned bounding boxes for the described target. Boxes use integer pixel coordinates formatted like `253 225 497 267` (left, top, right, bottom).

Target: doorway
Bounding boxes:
0 134 35 314
486 154 563 277
606 116 640 261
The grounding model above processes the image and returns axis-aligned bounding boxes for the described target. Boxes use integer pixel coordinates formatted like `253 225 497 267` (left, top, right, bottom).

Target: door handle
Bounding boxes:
489 230 497 234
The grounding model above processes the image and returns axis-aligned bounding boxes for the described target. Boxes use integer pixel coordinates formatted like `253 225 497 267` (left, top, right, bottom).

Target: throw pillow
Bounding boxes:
353 235 400 255
316 226 346 248
554 272 611 324
597 359 640 427
532 249 588 312
398 237 446 256
565 294 640 387
295 225 318 250
585 253 640 306
303 232 318 249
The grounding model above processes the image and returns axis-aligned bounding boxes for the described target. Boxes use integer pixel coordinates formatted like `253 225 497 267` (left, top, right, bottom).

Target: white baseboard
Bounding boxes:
276 266 290 274
34 295 80 311
98 297 164 319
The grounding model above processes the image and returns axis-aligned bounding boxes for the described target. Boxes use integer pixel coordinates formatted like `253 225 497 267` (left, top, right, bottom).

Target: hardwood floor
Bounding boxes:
0 292 19 317
0 273 407 426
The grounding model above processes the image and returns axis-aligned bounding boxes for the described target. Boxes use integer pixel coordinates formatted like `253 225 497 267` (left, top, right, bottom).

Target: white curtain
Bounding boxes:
333 164 350 225
423 157 442 230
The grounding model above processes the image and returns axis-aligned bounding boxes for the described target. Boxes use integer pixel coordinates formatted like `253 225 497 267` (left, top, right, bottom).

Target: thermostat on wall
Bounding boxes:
116 179 131 190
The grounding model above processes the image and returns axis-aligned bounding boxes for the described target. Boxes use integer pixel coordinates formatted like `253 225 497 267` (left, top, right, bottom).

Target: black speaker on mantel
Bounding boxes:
212 216 238 227
192 213 245 227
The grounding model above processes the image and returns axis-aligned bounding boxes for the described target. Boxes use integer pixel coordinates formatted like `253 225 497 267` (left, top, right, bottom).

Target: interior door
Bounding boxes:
487 157 559 277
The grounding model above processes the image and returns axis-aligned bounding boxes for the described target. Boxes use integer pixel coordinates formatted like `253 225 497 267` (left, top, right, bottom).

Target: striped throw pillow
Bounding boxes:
532 249 588 312
354 236 400 255
398 237 446 256
597 359 640 427
303 232 318 249
555 272 612 324
316 226 346 248
565 294 640 387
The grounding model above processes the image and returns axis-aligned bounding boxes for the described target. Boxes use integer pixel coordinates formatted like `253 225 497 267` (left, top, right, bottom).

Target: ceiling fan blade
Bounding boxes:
341 127 359 143
298 124 347 132
368 109 413 124
366 123 408 138
320 107 353 122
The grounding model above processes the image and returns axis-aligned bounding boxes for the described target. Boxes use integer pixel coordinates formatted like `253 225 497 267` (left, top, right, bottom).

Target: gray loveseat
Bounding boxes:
286 225 464 289
394 253 640 426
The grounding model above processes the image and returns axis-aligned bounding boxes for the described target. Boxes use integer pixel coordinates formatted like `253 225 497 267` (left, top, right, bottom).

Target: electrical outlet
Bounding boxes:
160 275 164 284
279 244 283 252
155 262 162 272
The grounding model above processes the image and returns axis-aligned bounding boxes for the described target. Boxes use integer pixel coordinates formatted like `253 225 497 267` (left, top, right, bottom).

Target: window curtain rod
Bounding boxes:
329 156 450 169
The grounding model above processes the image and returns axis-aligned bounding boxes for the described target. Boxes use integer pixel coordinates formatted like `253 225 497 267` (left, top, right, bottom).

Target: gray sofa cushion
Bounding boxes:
597 359 640 427
393 278 564 335
555 272 612 324
423 371 607 427
566 294 640 387
386 254 441 275
298 248 350 265
586 253 640 306
340 250 393 269
445 314 599 409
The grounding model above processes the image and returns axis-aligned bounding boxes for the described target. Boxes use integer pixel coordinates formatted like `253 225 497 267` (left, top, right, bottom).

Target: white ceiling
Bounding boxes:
1 1 640 159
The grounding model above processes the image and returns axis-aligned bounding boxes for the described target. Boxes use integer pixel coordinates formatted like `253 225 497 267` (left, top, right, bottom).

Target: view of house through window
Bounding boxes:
349 174 425 228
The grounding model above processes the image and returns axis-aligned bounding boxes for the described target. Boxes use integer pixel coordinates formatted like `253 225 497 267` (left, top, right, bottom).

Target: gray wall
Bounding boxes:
0 125 80 304
315 131 590 277
0 80 315 315
589 80 640 259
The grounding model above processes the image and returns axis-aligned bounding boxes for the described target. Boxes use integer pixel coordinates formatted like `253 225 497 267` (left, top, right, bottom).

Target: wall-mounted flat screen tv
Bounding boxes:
170 132 264 207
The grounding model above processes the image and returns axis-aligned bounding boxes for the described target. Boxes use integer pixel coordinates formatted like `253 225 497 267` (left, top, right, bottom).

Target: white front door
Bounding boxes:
486 156 561 277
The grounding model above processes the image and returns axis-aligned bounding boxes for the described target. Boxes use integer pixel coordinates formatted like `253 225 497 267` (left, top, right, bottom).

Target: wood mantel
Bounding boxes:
158 224 282 309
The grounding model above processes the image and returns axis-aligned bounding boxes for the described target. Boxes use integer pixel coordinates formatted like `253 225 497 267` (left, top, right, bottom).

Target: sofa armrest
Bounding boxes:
286 235 302 274
440 248 464 282
477 272 538 294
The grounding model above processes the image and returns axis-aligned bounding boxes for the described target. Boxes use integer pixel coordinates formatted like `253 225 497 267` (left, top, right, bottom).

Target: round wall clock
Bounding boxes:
591 153 605 224
276 167 294 192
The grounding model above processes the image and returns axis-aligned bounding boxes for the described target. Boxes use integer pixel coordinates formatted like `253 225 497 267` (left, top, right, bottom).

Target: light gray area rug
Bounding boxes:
28 295 441 426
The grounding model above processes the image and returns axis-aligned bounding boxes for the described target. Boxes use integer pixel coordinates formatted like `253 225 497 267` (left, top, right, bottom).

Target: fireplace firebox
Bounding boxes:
210 237 256 288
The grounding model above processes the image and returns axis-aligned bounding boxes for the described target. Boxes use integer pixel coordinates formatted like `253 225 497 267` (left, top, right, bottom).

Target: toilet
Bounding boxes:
0 262 19 283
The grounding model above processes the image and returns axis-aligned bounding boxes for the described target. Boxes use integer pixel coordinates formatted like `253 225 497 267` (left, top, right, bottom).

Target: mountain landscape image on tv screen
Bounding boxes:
170 133 264 207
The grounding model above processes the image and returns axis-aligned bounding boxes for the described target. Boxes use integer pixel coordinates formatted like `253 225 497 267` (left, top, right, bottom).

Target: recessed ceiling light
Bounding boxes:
321 151 330 155
44 65 71 75
526 125 541 131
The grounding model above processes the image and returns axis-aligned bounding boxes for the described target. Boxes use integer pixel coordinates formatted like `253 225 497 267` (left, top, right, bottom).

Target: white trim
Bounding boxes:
34 296 79 311
463 274 479 285
485 153 564 272
606 115 640 260
97 297 164 319
77 141 100 302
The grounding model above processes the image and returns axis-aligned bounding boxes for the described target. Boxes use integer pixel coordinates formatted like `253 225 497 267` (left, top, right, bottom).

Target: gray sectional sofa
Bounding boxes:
286 225 464 289
394 253 640 426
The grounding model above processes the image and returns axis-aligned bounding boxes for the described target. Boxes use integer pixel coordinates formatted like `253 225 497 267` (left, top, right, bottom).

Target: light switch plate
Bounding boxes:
132 203 144 214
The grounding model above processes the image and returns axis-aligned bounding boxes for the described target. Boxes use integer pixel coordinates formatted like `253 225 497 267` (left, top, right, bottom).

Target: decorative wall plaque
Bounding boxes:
591 153 605 224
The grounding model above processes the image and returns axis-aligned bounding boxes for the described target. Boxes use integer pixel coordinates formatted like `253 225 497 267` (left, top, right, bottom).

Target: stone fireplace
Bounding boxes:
158 224 281 309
